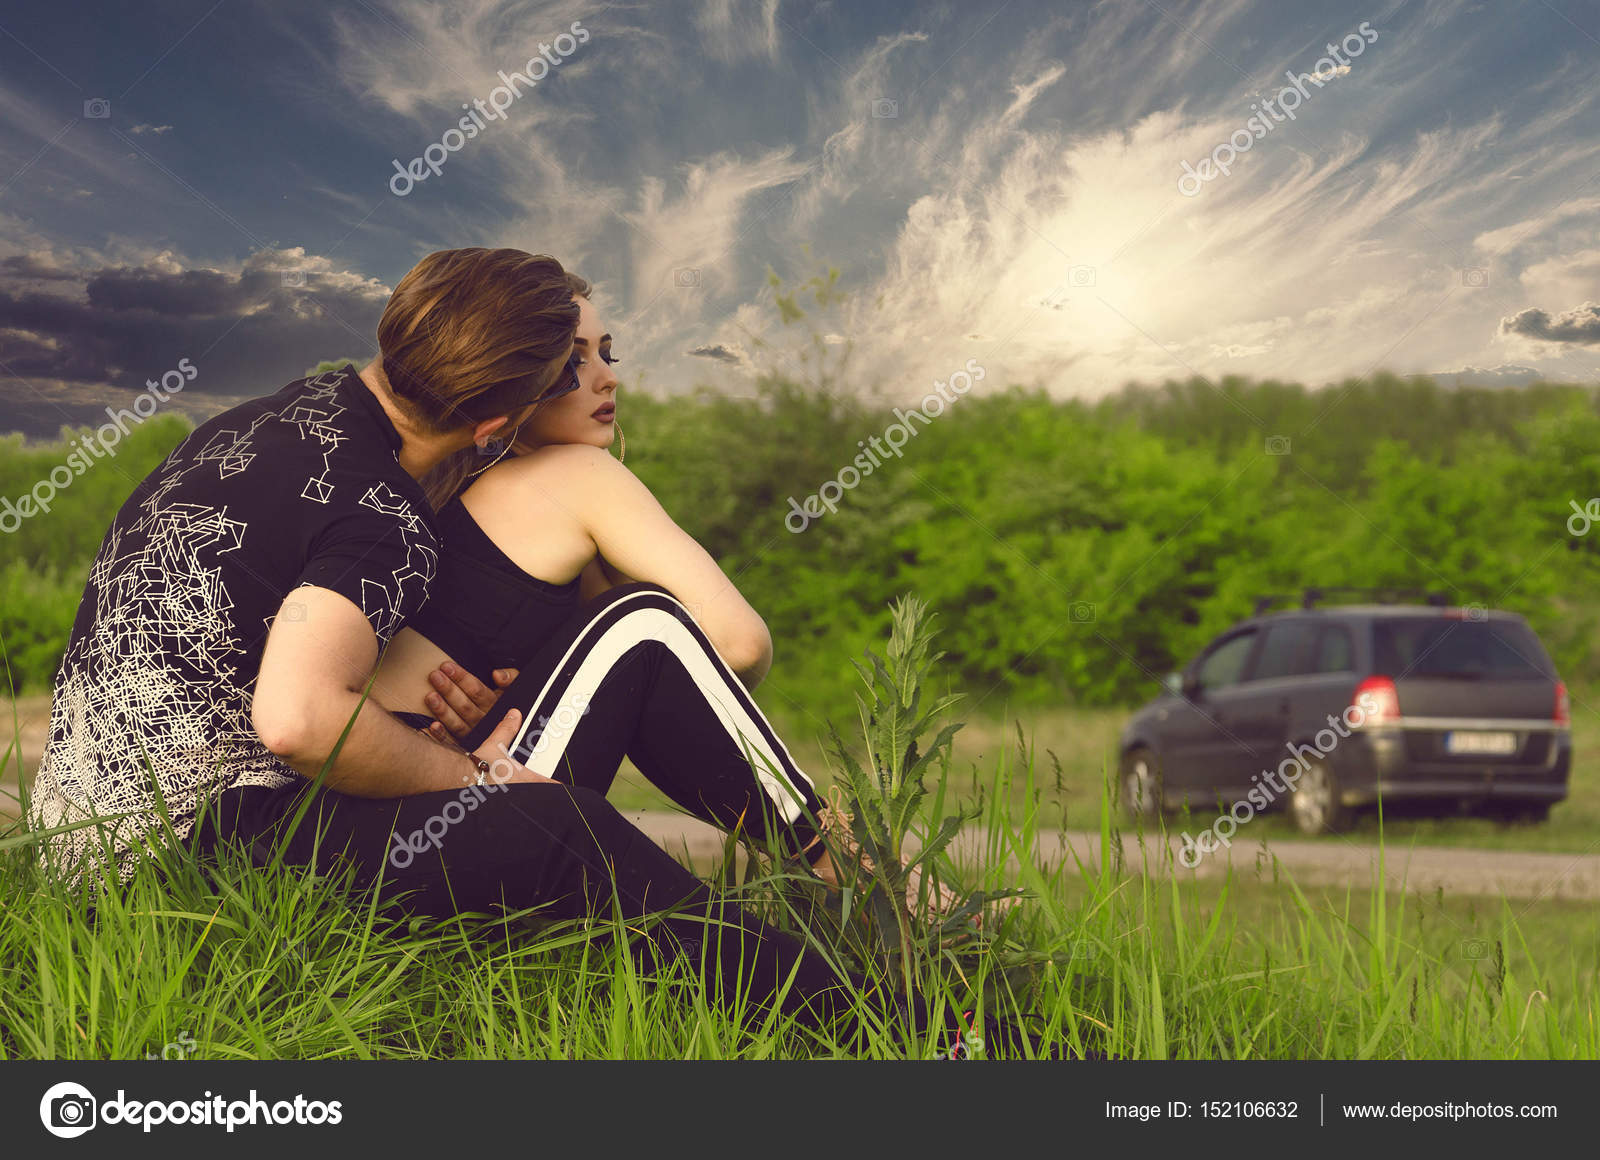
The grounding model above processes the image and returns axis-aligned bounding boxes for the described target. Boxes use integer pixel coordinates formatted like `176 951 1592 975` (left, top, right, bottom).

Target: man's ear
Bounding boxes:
472 414 511 448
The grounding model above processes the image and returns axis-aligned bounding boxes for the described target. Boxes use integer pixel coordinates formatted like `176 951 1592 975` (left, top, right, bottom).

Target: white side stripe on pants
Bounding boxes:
506 593 814 823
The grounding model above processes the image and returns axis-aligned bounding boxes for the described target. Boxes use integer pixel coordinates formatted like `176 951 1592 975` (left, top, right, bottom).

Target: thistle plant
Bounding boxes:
824 595 976 998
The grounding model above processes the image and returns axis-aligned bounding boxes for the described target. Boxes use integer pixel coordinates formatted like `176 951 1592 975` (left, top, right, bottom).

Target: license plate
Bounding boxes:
1445 731 1517 756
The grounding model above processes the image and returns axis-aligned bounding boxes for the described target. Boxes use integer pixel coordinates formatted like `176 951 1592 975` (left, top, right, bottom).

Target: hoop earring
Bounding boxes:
613 420 625 463
468 433 516 478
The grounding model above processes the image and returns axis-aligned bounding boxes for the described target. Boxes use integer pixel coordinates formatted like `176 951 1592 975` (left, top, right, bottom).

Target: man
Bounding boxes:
29 247 575 886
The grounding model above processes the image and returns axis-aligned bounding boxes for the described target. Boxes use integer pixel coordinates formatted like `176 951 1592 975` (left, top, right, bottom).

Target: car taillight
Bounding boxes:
1353 676 1400 725
1555 680 1570 728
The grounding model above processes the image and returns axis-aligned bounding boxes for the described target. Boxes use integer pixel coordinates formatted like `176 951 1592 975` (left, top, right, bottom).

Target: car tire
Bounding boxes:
1120 747 1164 820
1288 753 1351 836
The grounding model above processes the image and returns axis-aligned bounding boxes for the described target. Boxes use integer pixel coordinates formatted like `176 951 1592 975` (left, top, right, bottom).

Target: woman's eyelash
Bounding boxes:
601 351 620 365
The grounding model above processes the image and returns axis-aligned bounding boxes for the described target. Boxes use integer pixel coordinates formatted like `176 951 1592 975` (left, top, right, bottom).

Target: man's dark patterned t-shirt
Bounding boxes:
28 364 440 883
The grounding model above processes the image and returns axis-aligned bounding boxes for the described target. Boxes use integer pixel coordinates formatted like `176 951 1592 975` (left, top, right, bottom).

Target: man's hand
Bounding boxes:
467 705 553 785
423 661 519 742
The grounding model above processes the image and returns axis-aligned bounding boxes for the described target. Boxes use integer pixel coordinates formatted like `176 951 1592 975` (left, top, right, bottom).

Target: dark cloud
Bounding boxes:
0 255 81 282
1425 364 1547 389
0 252 390 436
86 266 257 316
1498 301 1600 345
687 343 745 364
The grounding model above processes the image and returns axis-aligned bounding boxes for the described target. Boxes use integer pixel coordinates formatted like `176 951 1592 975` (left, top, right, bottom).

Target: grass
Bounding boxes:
3 695 1596 1060
4 597 1595 1062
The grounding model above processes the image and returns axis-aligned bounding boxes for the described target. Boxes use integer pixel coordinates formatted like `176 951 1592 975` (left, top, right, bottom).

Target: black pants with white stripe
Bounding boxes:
458 582 828 865
194 582 888 1042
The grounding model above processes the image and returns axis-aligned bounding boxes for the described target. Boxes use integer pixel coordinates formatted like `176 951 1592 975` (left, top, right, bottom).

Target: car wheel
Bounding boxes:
1120 748 1163 820
1288 754 1351 835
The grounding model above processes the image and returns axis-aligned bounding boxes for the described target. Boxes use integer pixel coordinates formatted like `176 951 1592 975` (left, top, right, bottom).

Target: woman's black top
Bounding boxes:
406 497 582 684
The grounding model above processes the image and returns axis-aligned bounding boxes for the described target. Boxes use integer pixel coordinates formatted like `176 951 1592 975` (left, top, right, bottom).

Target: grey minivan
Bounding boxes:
1118 590 1572 834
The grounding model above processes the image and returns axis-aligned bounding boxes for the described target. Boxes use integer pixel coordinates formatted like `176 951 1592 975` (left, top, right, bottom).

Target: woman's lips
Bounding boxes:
591 403 615 423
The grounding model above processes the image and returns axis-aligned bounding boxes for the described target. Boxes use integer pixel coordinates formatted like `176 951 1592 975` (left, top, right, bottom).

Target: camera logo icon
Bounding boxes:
1461 937 1491 960
40 1081 97 1138
871 97 898 118
1068 264 1096 287
1460 267 1488 287
1069 600 1096 623
674 267 701 288
1265 435 1291 455
83 98 111 119
282 601 307 623
281 269 307 288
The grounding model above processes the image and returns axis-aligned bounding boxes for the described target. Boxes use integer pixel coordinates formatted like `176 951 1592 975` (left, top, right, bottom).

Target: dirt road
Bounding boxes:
623 810 1600 901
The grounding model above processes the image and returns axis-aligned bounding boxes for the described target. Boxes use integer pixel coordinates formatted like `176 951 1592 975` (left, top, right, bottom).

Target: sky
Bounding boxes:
0 0 1597 439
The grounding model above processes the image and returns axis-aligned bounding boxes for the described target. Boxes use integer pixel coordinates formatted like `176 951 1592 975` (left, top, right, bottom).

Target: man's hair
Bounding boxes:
377 248 581 432
417 270 593 511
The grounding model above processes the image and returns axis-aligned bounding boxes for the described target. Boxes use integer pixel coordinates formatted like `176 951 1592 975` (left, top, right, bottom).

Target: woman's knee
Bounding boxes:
578 580 675 618
611 580 673 599
589 582 705 634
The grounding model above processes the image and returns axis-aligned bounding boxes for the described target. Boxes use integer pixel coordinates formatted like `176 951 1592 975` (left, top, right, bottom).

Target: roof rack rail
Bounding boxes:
1252 593 1295 616
1252 587 1454 616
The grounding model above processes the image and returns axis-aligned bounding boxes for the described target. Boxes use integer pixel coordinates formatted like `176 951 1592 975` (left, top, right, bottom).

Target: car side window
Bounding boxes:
1195 630 1257 690
1312 625 1354 673
1251 621 1320 680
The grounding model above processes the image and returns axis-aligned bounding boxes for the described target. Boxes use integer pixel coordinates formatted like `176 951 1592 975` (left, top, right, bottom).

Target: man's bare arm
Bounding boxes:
252 586 548 793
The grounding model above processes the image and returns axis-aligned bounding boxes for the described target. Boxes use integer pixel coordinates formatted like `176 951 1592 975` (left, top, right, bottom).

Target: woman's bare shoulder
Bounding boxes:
502 442 626 475
482 443 645 504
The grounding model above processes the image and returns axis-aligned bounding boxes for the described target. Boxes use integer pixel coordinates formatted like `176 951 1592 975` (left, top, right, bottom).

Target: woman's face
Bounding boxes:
513 295 618 452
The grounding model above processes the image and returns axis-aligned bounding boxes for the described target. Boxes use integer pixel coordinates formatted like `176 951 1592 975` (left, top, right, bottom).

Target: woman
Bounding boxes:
368 271 842 888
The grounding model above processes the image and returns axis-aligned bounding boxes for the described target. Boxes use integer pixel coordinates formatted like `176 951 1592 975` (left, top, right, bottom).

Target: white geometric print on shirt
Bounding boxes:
355 482 438 642
28 370 437 886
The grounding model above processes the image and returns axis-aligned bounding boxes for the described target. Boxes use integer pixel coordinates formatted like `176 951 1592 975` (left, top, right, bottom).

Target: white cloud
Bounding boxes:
1210 342 1273 358
693 0 781 63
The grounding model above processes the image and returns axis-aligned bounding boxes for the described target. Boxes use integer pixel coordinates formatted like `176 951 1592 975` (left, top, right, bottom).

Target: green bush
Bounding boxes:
0 414 193 574
4 373 1599 713
0 560 84 692
1 415 193 693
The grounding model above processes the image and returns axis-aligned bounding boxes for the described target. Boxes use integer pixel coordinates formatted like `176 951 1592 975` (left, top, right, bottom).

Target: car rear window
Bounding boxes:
1372 617 1555 679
